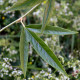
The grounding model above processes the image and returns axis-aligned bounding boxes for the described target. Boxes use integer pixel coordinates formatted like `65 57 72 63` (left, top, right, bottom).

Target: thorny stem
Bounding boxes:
0 4 39 32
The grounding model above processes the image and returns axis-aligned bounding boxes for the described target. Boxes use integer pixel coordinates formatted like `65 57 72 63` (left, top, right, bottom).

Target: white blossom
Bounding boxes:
40 70 45 74
48 68 51 73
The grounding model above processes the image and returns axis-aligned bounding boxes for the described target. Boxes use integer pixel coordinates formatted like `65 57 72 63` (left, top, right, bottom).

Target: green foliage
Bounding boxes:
0 0 79 79
41 0 54 32
26 24 78 35
19 27 29 77
6 0 45 11
25 29 67 76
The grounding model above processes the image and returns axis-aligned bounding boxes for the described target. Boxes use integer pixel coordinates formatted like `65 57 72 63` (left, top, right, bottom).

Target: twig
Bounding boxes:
20 18 25 28
0 4 39 32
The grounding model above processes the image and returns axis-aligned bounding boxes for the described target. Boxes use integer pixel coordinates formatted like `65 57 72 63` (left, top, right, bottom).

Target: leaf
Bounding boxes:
26 24 78 35
41 0 54 32
19 27 29 78
6 0 44 11
25 29 68 76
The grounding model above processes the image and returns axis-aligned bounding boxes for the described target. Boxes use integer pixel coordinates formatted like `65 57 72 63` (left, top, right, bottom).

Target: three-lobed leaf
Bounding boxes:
26 24 78 35
41 0 54 32
19 27 29 78
25 29 68 76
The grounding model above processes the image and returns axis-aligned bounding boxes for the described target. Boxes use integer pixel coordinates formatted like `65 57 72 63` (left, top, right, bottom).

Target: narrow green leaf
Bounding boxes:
25 29 68 76
19 27 29 78
41 0 54 32
26 24 78 35
6 0 44 11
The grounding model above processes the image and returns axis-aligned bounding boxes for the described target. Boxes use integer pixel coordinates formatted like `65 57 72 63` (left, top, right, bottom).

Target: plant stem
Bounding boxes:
21 18 25 28
27 66 47 70
71 35 75 53
0 4 39 32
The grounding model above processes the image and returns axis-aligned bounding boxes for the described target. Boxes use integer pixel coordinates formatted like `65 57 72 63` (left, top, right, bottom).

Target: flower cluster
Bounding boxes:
6 47 18 55
45 35 62 54
0 57 23 79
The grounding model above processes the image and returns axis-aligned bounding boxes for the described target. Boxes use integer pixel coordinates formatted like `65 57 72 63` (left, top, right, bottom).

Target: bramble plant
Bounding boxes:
0 0 78 78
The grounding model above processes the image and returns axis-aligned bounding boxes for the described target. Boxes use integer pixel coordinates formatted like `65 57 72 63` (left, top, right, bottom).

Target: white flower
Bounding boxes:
64 5 68 10
73 66 76 72
48 68 51 73
67 3 69 6
33 10 40 16
10 50 17 55
55 78 59 80
50 16 57 23
63 5 68 13
5 70 9 73
9 0 17 3
5 6 11 10
55 2 60 9
40 70 45 74
17 70 23 75
59 11 63 15
7 62 10 65
48 74 52 78
68 11 73 15
3 58 9 62
6 48 10 51
9 66 13 70
69 54 73 59
9 59 12 62
43 72 48 77
12 71 17 75
1 68 9 74
9 74 12 77
5 64 9 68
50 18 54 22
2 63 6 67
36 74 39 78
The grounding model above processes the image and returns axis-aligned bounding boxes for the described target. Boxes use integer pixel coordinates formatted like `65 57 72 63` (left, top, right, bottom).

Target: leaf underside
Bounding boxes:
26 24 78 35
25 29 68 76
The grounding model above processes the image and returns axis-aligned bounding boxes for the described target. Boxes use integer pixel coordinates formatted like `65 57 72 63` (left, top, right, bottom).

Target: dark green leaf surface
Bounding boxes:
7 0 44 11
41 0 54 32
26 24 78 35
19 27 29 77
25 29 67 76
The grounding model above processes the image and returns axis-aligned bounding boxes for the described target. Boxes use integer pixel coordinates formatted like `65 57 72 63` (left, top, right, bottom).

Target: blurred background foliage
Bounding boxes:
0 0 80 80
